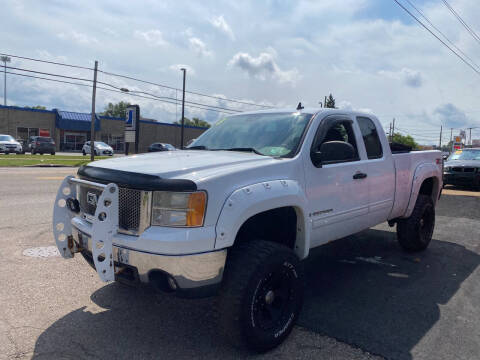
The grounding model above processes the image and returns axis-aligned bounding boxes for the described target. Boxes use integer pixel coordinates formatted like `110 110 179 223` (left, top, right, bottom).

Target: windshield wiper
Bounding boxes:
220 147 264 156
187 145 208 150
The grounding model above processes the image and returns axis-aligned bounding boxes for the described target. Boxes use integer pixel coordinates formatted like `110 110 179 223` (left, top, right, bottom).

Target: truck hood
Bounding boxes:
445 160 480 168
86 150 279 182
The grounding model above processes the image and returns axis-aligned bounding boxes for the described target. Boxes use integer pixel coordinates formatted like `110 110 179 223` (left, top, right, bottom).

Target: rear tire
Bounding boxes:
82 150 86 156
51 152 55 155
217 240 304 352
397 194 435 252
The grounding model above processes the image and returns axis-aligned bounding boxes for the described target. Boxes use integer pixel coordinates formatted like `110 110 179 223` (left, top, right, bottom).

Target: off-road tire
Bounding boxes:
397 194 435 252
217 240 304 352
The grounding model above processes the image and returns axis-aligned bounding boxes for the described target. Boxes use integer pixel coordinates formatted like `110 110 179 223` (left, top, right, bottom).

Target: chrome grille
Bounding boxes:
78 182 151 234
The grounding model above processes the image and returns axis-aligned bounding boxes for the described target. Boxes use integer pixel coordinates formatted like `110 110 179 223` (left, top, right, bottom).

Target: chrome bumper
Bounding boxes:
73 228 227 290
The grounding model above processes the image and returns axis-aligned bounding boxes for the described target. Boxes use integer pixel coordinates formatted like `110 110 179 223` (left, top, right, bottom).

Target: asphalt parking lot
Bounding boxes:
0 167 479 360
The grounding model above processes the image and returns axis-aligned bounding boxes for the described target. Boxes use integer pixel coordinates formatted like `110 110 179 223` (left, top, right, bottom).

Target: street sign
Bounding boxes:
454 136 462 143
126 107 137 130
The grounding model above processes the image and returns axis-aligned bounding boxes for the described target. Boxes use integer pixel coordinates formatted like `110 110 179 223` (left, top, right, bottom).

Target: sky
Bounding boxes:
1 0 480 144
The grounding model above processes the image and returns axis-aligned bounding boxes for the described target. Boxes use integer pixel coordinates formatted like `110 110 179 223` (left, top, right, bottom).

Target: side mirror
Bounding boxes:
312 141 355 166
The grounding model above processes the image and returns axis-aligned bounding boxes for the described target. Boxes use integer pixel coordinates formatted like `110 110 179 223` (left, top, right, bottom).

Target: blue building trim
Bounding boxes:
0 104 54 114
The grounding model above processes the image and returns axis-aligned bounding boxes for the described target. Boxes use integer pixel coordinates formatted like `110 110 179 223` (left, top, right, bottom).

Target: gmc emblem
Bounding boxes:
86 192 98 206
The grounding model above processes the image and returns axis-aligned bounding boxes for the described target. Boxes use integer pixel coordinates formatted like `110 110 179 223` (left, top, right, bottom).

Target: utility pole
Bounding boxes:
389 123 392 142
180 68 186 149
324 95 327 108
1 56 11 106
90 60 98 161
467 127 473 146
439 125 443 149
450 128 453 143
392 118 395 142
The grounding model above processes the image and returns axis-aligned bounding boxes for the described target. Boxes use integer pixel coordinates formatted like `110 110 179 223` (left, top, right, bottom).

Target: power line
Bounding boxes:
5 70 237 114
0 52 94 70
98 69 272 109
392 0 480 77
6 65 93 83
403 0 480 70
440 0 480 45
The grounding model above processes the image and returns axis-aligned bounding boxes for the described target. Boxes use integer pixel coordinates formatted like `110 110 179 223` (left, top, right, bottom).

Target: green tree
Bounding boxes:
325 94 336 108
24 105 46 110
101 101 131 118
392 133 418 149
174 117 211 128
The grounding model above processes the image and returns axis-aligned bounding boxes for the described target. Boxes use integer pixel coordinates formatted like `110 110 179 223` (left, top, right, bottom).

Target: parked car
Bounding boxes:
30 136 56 155
443 148 480 189
0 134 23 154
82 141 114 156
147 142 176 152
53 108 443 352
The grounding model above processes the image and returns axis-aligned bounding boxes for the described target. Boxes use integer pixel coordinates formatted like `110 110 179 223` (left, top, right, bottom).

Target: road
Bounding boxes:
0 167 479 360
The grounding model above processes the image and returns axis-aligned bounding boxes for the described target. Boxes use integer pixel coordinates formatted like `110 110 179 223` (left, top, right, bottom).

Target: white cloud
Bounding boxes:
169 64 195 76
228 49 300 85
57 31 99 45
210 15 235 40
337 100 373 114
134 29 168 47
189 37 212 57
378 68 423 88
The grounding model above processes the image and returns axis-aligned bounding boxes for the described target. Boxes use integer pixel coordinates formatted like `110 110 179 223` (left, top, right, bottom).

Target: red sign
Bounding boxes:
39 129 50 137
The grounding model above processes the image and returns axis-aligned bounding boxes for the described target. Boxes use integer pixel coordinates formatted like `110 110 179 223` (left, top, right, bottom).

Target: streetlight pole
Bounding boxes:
1 56 11 106
180 68 186 149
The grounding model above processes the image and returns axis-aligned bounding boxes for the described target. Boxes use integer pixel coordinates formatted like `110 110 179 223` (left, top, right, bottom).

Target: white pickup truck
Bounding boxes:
53 108 443 352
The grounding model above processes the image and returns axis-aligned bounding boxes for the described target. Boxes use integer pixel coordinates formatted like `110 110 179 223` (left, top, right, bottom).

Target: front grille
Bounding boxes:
452 167 476 173
118 188 142 231
78 183 149 234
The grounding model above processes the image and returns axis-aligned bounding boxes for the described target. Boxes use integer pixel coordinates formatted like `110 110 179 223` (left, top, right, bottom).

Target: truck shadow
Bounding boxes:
300 228 480 360
31 228 479 360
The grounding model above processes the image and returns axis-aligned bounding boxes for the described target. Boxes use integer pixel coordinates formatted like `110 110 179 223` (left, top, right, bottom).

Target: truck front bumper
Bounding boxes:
73 226 226 297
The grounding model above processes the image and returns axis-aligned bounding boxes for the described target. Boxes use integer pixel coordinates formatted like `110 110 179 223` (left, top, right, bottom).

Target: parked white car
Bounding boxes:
82 141 114 156
0 134 23 154
53 108 443 352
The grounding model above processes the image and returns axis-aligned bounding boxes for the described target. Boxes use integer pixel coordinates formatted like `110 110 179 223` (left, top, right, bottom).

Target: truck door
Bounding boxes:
356 116 395 226
304 115 370 248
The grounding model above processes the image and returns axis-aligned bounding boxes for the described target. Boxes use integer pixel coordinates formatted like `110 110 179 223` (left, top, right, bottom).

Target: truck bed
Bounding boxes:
389 150 442 219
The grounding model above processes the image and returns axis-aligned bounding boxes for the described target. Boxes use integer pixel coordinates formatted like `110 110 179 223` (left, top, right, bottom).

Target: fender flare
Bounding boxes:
214 180 311 259
403 163 441 218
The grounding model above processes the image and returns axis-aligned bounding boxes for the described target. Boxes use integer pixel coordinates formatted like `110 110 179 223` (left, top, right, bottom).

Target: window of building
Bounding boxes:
16 127 39 140
357 117 383 159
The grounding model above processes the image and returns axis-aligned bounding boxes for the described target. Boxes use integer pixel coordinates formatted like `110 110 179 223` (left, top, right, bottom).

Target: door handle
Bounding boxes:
353 172 367 180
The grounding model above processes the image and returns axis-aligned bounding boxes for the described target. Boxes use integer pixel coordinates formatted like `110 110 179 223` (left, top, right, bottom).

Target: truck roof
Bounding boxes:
230 107 377 119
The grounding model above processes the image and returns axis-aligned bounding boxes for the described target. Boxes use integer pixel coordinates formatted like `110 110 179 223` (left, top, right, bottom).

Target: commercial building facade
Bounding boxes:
0 105 208 153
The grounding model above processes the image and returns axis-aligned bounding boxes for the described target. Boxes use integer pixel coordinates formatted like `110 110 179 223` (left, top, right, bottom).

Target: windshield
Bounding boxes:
95 142 109 147
0 135 14 142
448 149 480 161
188 112 312 157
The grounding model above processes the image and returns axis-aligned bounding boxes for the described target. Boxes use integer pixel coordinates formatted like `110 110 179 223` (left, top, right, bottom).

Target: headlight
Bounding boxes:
151 191 206 227
444 167 451 172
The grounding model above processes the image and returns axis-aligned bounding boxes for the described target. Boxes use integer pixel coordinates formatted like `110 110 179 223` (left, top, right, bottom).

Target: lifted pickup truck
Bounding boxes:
53 108 443 352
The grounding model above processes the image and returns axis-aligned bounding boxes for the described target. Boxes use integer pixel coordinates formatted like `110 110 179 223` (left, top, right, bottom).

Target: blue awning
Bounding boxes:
55 110 100 131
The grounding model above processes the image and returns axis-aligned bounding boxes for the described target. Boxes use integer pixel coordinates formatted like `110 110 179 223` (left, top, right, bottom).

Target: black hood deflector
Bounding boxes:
77 166 197 191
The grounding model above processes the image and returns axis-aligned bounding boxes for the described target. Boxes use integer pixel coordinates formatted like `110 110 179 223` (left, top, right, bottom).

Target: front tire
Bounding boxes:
218 240 304 352
397 194 435 252
82 150 86 156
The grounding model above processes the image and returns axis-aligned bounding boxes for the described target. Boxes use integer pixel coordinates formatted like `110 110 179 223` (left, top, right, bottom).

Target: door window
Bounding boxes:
357 117 383 159
312 120 359 165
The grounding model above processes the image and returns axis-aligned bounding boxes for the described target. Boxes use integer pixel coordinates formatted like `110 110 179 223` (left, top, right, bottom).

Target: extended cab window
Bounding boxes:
311 120 360 166
357 117 383 159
